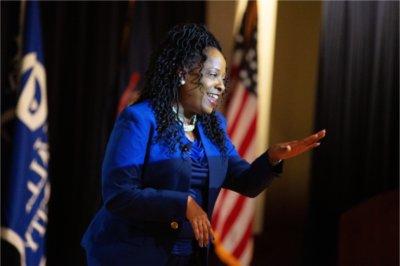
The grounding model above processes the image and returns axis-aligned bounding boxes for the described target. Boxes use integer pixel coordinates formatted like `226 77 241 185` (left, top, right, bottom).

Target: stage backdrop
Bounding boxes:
305 1 399 265
33 2 204 265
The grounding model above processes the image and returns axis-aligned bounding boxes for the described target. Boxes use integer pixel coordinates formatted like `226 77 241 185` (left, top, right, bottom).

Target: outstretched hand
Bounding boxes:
267 129 326 163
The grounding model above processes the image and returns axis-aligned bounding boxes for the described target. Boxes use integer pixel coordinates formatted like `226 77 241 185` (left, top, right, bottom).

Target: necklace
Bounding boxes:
172 105 197 132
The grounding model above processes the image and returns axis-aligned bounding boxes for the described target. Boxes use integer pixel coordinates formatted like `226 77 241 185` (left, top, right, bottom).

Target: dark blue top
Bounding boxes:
171 137 209 255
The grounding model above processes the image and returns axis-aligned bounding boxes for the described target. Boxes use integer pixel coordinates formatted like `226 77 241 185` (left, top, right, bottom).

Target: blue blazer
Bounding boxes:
81 100 282 265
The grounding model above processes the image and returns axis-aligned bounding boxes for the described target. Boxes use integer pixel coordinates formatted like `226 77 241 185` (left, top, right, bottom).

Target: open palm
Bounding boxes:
268 129 326 162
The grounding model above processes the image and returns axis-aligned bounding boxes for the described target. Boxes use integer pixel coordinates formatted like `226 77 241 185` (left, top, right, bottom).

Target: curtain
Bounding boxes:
40 2 127 265
305 1 399 265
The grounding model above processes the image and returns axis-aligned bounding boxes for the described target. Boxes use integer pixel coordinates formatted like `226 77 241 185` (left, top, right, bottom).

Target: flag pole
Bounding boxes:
253 0 278 234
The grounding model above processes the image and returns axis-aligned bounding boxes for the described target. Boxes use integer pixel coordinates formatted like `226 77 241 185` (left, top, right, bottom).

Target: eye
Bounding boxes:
209 73 218 77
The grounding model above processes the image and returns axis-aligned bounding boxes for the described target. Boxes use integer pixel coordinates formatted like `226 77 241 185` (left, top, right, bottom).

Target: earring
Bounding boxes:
180 79 186 85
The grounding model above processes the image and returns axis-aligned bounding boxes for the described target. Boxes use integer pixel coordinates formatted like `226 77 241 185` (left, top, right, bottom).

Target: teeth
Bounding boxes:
208 93 219 100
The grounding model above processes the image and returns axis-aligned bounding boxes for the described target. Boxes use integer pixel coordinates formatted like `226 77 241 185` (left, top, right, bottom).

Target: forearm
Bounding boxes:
104 185 189 222
222 151 283 197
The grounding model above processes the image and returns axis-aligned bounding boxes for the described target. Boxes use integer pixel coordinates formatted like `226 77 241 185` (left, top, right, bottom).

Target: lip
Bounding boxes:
206 92 220 108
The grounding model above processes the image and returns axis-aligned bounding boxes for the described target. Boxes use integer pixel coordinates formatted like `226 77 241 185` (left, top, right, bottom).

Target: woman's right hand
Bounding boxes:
186 195 214 247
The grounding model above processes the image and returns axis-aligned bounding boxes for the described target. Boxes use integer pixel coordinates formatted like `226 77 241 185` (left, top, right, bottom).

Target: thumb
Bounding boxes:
278 145 291 152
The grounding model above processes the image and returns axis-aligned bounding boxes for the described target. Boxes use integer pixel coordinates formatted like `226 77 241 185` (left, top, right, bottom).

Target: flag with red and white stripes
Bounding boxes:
212 2 259 266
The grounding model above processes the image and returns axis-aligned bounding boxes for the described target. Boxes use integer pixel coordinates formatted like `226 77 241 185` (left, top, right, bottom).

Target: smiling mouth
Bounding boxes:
206 92 220 108
207 92 219 100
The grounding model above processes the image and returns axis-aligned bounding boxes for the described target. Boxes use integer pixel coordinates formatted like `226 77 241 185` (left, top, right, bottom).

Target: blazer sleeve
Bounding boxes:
101 106 189 222
217 113 283 198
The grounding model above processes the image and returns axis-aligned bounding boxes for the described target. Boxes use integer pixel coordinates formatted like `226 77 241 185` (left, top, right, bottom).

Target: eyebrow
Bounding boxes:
204 66 226 76
208 68 226 78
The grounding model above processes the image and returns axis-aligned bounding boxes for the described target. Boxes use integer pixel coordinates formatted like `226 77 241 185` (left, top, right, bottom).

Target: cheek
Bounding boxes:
188 86 206 112
200 78 213 89
201 94 213 114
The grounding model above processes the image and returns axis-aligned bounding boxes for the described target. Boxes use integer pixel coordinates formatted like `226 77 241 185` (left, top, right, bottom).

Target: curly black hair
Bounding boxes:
139 23 227 155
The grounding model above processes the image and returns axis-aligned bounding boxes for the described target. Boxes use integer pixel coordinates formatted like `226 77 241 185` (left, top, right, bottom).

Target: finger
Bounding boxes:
198 220 204 247
201 220 209 247
302 134 319 145
278 144 292 152
210 227 216 244
191 220 200 242
207 221 215 244
196 220 204 246
315 129 326 140
302 131 325 146
314 129 326 140
204 218 213 245
299 142 320 154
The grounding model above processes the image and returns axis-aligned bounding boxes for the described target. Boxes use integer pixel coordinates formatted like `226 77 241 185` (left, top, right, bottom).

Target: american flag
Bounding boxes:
212 2 259 265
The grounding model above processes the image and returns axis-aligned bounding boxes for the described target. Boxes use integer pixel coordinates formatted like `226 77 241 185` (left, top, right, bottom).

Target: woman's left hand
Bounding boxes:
267 129 326 163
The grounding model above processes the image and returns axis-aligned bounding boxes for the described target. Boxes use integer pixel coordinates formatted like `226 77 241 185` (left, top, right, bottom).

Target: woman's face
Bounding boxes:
180 47 226 116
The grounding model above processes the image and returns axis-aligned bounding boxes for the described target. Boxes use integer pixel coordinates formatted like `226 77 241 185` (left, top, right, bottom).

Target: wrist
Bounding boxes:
267 150 281 166
186 196 195 214
269 158 282 166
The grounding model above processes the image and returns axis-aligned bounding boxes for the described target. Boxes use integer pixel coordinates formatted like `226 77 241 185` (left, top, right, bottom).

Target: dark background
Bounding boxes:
2 1 398 266
305 2 399 265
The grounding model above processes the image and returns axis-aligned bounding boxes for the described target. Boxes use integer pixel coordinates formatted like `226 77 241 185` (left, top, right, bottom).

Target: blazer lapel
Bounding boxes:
197 123 218 185
197 123 227 217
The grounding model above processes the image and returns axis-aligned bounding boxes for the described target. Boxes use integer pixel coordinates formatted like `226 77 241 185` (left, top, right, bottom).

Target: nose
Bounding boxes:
216 79 225 93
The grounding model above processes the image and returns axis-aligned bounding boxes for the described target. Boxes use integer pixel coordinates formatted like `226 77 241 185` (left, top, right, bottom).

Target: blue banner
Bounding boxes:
1 1 50 266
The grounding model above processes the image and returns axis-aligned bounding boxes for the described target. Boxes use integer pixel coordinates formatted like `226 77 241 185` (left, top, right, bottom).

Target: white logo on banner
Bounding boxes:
16 53 48 131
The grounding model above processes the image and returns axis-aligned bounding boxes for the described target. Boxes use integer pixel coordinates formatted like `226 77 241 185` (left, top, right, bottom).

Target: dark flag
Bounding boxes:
1 1 50 265
117 0 152 114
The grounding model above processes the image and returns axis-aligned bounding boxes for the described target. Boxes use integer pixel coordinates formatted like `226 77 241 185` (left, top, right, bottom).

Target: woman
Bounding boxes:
81 24 325 265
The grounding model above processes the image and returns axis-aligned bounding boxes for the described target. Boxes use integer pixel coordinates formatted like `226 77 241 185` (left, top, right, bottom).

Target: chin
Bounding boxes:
201 105 214 114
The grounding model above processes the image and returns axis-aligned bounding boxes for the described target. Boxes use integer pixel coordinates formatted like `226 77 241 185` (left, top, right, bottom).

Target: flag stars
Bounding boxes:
235 34 244 43
246 49 256 61
252 74 257 82
250 61 257 70
234 28 258 93
243 78 252 88
239 70 248 79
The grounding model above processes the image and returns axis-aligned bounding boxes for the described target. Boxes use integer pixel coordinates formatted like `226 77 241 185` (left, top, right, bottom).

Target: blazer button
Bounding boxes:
170 221 179 230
